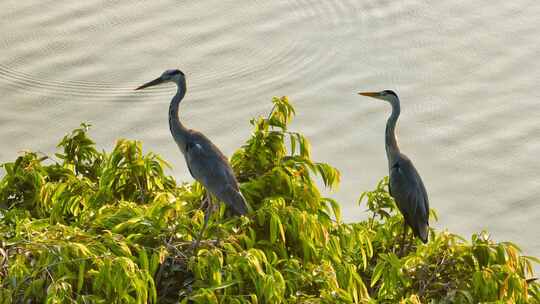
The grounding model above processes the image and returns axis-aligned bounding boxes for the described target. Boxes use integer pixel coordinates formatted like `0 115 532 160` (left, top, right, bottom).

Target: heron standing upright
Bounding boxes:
135 69 249 245
358 90 430 249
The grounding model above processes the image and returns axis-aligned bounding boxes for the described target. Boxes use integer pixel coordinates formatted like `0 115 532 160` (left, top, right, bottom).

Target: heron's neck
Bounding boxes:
385 98 401 165
169 80 189 153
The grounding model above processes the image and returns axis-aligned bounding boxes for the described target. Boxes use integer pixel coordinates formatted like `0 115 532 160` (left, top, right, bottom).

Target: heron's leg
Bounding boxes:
199 193 209 210
193 194 213 251
406 230 415 253
399 221 408 257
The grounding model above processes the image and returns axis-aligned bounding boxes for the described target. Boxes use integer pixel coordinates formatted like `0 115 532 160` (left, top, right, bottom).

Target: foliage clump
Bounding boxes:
0 97 538 303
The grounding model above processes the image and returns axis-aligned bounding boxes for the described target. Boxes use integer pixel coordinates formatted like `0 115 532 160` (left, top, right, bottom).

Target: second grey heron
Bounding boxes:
358 90 430 248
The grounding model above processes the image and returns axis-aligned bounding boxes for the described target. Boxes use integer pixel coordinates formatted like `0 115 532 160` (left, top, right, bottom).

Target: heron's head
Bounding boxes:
358 90 399 103
135 69 185 90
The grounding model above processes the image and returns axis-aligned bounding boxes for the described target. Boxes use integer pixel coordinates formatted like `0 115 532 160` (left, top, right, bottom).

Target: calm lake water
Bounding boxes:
1 1 539 259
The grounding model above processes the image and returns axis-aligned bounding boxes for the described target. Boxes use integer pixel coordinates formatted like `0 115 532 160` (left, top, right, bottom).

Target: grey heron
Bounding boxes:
135 69 249 245
358 90 430 248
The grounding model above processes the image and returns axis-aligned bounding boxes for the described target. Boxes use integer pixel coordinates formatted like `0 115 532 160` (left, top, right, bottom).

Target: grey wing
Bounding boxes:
389 156 429 242
185 135 248 215
216 185 249 215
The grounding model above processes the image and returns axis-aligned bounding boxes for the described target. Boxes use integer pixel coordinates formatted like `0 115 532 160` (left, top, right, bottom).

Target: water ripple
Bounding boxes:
0 0 364 101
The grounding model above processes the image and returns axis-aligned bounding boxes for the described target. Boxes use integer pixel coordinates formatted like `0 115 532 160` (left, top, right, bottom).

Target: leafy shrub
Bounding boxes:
0 97 538 303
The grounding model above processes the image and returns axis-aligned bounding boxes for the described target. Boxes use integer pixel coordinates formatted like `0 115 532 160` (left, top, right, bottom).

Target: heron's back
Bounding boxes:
181 131 248 215
389 154 429 243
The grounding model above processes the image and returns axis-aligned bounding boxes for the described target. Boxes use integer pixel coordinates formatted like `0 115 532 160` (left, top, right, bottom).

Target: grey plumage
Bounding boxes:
389 154 429 242
184 131 248 215
135 69 248 216
359 90 429 243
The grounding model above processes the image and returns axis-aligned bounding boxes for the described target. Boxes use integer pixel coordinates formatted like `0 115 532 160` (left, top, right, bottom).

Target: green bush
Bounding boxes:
0 97 538 303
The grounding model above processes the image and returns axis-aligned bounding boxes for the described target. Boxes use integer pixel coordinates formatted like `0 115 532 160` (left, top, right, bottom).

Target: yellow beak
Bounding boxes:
358 92 379 97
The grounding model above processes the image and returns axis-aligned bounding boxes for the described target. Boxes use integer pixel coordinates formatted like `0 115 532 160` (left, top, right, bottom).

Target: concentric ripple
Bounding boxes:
0 0 365 100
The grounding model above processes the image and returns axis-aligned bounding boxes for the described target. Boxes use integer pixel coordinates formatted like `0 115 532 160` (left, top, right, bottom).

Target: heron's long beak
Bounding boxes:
135 77 165 90
358 92 379 98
